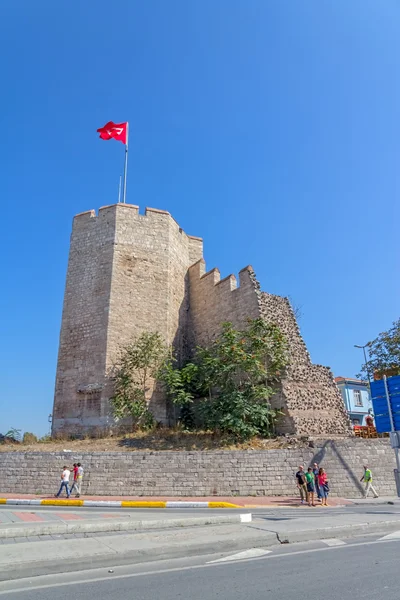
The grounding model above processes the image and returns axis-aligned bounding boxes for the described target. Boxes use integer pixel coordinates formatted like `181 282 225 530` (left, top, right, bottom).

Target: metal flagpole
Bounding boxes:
118 176 122 203
123 122 129 203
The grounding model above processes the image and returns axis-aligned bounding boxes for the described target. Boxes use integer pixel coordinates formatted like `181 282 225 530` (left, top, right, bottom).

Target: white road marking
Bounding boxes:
379 530 400 540
207 549 272 563
321 539 346 546
240 513 252 523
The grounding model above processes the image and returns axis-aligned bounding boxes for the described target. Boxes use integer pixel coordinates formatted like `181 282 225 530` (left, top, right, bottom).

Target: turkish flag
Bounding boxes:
97 121 128 144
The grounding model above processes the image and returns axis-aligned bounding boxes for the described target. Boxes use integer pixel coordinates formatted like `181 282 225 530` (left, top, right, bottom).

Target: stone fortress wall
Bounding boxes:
53 203 351 437
53 204 203 432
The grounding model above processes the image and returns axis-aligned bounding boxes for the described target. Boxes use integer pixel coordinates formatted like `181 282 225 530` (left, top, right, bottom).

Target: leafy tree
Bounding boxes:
0 428 22 443
358 318 400 380
162 319 289 440
111 332 168 430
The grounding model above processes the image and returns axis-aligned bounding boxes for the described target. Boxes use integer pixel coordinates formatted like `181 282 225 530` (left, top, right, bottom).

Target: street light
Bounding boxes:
354 344 373 428
354 344 371 383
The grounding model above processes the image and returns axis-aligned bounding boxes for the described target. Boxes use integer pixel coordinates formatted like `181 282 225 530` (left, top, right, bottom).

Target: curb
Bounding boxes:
0 513 252 539
0 498 240 509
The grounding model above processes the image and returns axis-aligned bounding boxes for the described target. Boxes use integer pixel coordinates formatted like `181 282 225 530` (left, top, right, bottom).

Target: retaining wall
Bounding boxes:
0 439 395 498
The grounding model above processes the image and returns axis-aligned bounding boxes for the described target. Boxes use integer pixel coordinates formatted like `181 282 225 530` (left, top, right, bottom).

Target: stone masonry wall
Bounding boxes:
53 208 115 432
188 260 260 349
0 439 395 497
187 262 351 437
106 205 202 422
53 204 351 437
259 293 352 436
53 204 203 433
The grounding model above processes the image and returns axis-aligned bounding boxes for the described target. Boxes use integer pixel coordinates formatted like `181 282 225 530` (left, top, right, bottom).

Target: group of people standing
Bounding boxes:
55 463 84 498
296 463 379 505
296 463 329 506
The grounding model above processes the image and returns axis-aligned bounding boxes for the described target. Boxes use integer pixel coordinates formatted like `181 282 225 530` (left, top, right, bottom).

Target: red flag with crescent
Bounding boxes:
97 121 128 144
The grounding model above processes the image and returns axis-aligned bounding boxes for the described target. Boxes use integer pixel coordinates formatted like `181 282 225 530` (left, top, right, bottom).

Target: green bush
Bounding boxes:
162 318 289 440
22 432 38 444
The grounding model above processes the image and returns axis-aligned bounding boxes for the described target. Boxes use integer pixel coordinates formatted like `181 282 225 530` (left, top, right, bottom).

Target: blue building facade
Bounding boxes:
335 377 373 426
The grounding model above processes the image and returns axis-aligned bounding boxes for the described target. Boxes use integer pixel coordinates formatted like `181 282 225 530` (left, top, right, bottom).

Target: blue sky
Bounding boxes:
1 1 399 436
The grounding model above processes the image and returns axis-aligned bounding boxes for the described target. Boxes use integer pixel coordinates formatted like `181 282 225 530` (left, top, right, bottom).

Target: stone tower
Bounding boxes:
52 203 351 437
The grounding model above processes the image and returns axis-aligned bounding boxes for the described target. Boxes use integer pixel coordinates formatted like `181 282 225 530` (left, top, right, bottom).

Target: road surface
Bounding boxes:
1 531 399 599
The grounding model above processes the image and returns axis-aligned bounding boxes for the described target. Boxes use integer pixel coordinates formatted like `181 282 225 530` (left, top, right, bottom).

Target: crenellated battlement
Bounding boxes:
72 204 203 256
54 203 352 438
189 260 254 295
188 260 260 348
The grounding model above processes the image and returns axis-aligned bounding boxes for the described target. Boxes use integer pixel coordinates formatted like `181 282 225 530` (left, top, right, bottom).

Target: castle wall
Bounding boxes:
188 260 260 349
53 204 350 437
53 208 116 433
107 205 203 422
259 293 352 436
187 264 351 437
52 204 203 433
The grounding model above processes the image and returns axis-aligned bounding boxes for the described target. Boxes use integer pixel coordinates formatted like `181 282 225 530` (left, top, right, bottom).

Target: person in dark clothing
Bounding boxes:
295 465 307 504
313 462 322 502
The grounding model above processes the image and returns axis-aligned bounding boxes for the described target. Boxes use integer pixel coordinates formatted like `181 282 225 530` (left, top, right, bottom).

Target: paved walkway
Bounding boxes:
0 509 126 525
0 493 353 508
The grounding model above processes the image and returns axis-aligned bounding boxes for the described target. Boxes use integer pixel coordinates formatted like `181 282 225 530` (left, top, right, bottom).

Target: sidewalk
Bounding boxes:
0 493 352 508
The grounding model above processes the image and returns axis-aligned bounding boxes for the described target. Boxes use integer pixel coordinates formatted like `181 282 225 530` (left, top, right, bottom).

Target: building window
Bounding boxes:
353 389 363 407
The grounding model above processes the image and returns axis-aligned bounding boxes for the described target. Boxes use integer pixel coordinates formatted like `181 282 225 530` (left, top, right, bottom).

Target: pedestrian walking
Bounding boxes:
74 463 84 498
296 465 308 504
55 465 71 498
69 463 79 495
305 467 316 506
318 467 329 506
313 462 322 502
360 465 379 499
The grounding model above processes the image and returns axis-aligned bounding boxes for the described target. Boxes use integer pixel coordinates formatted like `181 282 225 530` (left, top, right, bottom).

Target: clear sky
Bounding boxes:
1 1 399 437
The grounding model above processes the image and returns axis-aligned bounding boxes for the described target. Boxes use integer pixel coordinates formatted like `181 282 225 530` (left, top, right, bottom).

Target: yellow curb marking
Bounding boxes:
208 502 241 509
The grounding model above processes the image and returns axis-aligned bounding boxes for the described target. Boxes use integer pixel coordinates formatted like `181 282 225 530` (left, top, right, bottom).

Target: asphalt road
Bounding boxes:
1 534 399 599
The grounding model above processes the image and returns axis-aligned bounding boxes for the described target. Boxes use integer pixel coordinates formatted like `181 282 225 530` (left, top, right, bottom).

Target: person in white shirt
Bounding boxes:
55 465 71 498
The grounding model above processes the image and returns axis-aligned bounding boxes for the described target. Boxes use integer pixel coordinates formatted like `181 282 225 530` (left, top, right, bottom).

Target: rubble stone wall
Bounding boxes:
259 293 352 436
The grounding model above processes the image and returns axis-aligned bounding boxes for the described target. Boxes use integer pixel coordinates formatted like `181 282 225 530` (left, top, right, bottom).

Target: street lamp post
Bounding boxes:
354 343 371 382
355 343 373 428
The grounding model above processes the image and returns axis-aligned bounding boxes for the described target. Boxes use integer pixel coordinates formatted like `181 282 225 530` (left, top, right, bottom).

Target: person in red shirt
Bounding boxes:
365 415 374 428
318 467 329 506
69 463 79 495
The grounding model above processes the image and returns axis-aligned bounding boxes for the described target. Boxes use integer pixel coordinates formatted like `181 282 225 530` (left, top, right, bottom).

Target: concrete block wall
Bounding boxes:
0 439 395 497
